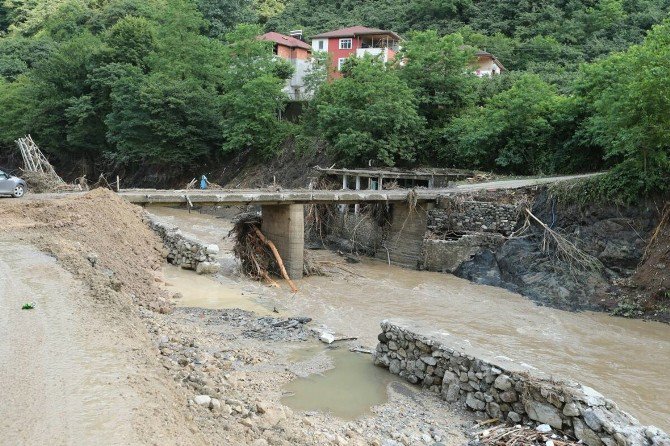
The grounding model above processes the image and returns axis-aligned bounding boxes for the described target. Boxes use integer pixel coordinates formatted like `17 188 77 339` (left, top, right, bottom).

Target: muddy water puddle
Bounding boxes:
153 208 670 431
162 264 275 315
282 346 397 420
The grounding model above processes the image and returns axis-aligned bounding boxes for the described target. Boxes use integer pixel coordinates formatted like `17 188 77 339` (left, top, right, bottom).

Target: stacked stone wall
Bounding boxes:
374 320 669 446
148 218 220 274
429 200 520 236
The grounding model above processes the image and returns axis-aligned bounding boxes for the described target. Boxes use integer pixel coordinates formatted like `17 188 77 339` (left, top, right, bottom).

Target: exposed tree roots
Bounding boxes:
229 213 324 291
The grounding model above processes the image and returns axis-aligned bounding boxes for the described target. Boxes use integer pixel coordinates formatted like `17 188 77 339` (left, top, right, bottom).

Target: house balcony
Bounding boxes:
356 47 395 62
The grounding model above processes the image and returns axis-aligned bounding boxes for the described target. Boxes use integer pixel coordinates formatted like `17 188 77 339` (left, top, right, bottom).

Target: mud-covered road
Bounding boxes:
0 239 143 444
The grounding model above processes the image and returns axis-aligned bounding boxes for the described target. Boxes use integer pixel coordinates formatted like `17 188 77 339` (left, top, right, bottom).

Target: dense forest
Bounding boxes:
0 0 668 199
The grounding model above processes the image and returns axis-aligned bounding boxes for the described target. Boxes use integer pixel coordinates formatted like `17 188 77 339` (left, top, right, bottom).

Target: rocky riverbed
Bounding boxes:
141 305 474 445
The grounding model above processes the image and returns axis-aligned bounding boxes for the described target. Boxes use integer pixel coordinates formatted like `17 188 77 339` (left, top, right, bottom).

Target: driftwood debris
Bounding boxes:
475 424 579 446
642 202 670 262
16 135 85 192
16 135 64 183
514 208 603 273
253 227 298 293
230 213 299 292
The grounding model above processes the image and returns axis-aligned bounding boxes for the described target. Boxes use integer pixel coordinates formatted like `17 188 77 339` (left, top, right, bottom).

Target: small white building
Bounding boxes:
474 50 505 77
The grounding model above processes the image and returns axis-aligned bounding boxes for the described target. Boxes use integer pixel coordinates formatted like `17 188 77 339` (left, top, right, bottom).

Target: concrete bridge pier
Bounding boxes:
261 204 304 279
377 201 433 268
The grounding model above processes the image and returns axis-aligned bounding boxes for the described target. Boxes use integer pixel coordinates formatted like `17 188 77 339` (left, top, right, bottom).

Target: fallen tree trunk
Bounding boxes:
253 227 298 293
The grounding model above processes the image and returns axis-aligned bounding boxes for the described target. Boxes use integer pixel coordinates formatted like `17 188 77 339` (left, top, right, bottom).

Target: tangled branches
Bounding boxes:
229 213 297 291
642 202 670 262
305 203 339 244
20 170 85 193
514 208 603 273
475 423 579 446
230 213 268 277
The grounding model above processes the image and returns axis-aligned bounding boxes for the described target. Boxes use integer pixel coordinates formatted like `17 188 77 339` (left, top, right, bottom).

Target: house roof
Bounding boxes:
259 32 312 51
475 50 506 70
312 26 401 41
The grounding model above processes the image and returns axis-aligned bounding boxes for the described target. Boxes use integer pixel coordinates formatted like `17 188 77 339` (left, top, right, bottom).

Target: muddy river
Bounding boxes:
149 206 670 431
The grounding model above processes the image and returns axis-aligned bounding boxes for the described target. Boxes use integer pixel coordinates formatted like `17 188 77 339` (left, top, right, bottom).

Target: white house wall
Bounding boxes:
311 38 328 52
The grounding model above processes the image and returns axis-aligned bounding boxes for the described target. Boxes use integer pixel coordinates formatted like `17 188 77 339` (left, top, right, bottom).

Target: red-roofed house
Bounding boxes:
310 26 401 77
260 31 313 100
260 31 312 60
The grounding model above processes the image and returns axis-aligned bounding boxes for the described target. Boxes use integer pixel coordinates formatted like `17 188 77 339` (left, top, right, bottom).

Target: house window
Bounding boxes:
337 58 347 71
318 40 325 50
339 38 352 50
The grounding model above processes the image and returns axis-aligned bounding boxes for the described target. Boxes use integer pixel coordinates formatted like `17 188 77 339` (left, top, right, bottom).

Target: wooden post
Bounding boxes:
116 176 120 192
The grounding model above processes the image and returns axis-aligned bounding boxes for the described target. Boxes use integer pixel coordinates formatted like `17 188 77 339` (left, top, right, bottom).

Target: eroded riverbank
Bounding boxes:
151 205 670 432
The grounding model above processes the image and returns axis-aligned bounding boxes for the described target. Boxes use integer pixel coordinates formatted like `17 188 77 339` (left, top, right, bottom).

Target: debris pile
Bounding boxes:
16 134 83 192
229 213 324 289
229 213 298 292
475 424 580 446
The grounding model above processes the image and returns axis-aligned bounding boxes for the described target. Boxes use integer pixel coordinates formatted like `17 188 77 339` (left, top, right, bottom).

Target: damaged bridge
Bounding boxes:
118 174 598 279
122 188 436 279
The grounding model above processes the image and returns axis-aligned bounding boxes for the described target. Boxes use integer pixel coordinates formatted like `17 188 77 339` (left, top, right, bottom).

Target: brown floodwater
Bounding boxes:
149 206 670 431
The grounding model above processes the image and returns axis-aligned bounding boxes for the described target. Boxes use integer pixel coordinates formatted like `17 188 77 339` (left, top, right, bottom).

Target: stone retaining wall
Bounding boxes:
429 200 520 236
422 234 505 272
374 320 669 446
148 218 220 274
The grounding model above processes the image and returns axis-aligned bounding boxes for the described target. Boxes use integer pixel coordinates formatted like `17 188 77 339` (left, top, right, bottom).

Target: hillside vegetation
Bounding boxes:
0 0 668 199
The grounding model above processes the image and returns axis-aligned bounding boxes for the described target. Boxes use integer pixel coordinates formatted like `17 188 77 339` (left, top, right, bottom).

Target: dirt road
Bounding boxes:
0 237 199 446
0 238 143 444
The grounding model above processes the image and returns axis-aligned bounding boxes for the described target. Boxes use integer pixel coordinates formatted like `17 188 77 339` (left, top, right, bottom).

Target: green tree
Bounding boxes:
196 0 256 38
221 74 289 158
310 56 425 166
220 24 292 159
577 20 670 195
106 72 223 166
303 50 329 96
104 16 157 69
253 0 285 23
398 30 477 125
445 74 561 174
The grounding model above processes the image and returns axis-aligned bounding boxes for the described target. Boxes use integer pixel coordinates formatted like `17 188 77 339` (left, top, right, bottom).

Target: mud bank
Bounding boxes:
0 190 203 444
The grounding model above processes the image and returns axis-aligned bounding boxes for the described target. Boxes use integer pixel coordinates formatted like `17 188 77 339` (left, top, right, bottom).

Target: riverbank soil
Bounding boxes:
452 189 670 322
620 205 670 320
0 189 472 445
